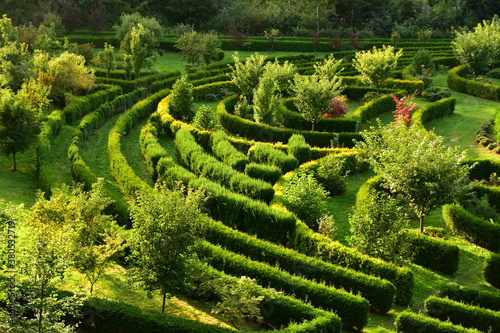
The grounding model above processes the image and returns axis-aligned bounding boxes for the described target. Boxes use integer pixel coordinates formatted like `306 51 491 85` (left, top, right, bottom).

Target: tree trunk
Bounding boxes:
311 120 315 132
161 292 167 313
419 213 425 233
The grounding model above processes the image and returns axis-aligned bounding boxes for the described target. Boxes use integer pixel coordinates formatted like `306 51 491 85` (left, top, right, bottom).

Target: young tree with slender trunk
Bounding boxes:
127 183 207 313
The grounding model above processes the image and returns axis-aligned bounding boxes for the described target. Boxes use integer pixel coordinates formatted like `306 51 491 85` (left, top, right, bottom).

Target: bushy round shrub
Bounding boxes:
422 86 452 101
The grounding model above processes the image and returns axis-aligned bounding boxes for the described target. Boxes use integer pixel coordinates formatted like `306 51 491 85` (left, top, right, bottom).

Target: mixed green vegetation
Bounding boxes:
1 6 500 333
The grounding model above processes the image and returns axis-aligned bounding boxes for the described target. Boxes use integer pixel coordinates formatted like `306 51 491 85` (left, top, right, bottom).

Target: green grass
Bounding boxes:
121 119 154 187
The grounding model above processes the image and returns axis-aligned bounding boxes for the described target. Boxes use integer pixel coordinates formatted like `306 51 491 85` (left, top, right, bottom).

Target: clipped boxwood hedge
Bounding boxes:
248 143 299 173
425 295 500 333
442 204 500 252
204 220 396 314
412 97 456 127
439 285 500 311
198 241 370 330
447 65 500 101
464 157 500 181
396 311 482 333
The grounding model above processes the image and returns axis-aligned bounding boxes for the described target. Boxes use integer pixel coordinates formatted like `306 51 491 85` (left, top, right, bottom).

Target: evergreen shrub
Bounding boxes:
485 253 500 289
396 311 482 333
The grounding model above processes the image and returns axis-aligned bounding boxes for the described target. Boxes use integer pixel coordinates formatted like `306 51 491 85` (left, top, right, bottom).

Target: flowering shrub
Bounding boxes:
391 92 418 125
322 95 348 118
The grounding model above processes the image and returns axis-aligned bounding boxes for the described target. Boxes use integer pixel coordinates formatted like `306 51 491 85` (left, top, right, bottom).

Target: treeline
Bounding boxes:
2 0 499 37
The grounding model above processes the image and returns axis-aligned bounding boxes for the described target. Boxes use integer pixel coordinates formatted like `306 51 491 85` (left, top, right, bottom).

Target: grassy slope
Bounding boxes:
2 49 500 332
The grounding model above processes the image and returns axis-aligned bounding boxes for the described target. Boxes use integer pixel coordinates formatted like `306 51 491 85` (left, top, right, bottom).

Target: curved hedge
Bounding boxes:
412 97 456 127
291 221 414 305
439 285 500 311
97 70 181 93
217 95 362 148
350 92 401 124
447 65 500 101
212 131 249 172
198 241 370 330
425 295 500 333
396 311 482 333
248 143 299 173
175 127 275 203
204 220 396 313
485 253 500 289
464 157 500 181
442 204 500 253
406 230 460 275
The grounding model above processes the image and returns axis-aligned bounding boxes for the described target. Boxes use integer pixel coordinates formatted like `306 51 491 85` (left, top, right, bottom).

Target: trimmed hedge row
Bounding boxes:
291 221 414 305
248 143 299 173
108 89 170 198
63 84 123 123
412 97 456 127
218 95 362 148
82 297 234 333
439 285 500 311
244 163 283 184
175 127 275 203
204 220 396 313
157 161 295 245
97 70 181 93
406 230 460 275
396 311 482 333
382 78 424 93
68 88 148 225
197 241 370 330
485 253 500 289
37 85 123 194
447 65 500 101
287 134 312 164
442 204 500 253
350 92 400 123
425 295 500 333
212 131 249 171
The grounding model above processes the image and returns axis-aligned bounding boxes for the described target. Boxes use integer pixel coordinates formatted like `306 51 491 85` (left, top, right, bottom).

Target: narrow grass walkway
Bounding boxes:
121 119 154 187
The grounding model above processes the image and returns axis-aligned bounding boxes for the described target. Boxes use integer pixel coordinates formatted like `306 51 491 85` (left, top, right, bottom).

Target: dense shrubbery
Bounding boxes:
248 143 299 173
212 131 249 171
412 97 456 127
425 295 500 333
442 204 500 252
396 311 482 333
244 163 282 184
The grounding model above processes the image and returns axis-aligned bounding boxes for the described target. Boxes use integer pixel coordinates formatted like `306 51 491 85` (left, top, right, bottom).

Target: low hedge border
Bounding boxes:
439 285 500 311
247 143 299 174
217 95 362 148
474 118 500 154
396 311 482 333
107 89 170 199
212 131 249 172
356 176 460 275
406 230 460 275
37 85 123 195
442 204 500 253
425 295 500 333
412 97 456 127
464 158 500 181
197 241 370 330
485 253 500 289
447 65 500 101
174 127 275 203
204 220 396 314
96 70 181 93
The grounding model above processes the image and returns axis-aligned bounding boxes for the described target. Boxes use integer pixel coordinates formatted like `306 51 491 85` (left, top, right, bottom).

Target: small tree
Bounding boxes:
252 73 281 125
0 42 32 91
114 12 163 42
128 184 207 313
452 16 500 76
349 189 412 264
228 52 266 102
176 31 221 67
292 73 342 131
0 87 43 170
353 45 403 93
37 51 95 101
169 75 194 121
356 120 471 232
264 28 279 51
120 23 158 79
211 276 266 330
97 42 116 78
